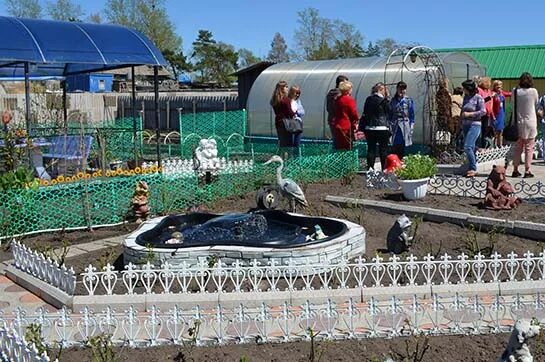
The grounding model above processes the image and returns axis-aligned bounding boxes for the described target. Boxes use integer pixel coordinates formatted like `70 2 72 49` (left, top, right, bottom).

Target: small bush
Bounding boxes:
395 154 437 180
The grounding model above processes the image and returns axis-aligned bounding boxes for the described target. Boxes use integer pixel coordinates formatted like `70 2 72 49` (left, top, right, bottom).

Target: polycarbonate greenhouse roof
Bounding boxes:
0 16 167 77
436 45 545 78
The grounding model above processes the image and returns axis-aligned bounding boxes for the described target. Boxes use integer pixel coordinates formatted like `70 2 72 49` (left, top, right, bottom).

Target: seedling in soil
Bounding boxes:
461 224 500 258
98 247 118 270
390 321 430 362
137 242 156 265
307 327 328 362
88 333 119 362
174 320 202 362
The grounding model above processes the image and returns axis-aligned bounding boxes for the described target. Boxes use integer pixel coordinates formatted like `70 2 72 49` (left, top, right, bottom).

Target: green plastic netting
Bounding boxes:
0 150 359 237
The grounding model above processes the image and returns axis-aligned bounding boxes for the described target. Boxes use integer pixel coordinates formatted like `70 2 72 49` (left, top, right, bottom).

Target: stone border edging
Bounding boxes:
325 195 545 241
5 265 72 309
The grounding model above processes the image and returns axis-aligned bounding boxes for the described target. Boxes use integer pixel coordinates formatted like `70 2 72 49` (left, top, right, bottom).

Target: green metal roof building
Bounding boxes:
437 45 545 96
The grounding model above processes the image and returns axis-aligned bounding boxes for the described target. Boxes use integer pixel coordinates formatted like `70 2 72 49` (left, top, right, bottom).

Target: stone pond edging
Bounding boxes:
325 195 545 241
123 214 367 267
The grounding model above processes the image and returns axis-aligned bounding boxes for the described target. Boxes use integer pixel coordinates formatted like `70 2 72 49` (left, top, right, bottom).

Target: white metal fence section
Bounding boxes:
11 241 76 296
0 326 53 362
0 293 542 347
80 252 545 296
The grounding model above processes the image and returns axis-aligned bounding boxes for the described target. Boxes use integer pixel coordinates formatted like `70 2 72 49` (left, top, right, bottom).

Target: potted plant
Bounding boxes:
395 154 437 200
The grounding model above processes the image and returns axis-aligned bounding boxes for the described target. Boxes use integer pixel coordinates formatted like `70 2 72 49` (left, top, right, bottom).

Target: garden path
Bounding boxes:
0 234 126 314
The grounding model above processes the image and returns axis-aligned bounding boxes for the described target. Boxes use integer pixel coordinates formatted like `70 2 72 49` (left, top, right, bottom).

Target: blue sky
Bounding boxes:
1 0 543 57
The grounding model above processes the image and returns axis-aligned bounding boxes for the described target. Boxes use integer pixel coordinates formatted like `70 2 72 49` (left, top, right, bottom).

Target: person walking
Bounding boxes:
511 72 539 178
332 81 359 150
389 81 415 159
270 80 296 149
288 85 305 157
326 75 349 149
360 82 391 171
491 80 512 148
460 79 486 177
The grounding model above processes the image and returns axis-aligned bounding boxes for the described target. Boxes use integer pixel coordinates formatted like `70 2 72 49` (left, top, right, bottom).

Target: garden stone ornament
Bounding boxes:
130 181 150 223
193 138 221 171
498 319 540 362
386 214 413 254
484 165 521 210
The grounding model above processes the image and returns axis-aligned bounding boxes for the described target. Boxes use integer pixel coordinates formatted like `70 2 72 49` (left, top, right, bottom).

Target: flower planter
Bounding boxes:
398 177 430 200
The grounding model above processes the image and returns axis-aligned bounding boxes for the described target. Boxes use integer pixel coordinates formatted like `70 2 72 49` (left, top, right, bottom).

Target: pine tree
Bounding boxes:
267 33 289 63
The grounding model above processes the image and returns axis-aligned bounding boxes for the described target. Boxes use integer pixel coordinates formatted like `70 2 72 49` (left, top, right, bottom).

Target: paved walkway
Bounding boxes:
0 234 127 314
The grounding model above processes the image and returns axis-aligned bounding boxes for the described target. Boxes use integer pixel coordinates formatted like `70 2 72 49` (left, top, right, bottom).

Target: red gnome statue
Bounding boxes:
484 165 521 210
131 181 150 223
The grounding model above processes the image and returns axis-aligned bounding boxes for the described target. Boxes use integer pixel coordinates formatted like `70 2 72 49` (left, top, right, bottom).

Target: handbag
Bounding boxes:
503 89 518 142
282 117 303 133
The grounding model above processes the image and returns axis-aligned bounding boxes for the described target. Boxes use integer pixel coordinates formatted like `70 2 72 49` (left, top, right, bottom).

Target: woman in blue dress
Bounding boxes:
492 80 512 148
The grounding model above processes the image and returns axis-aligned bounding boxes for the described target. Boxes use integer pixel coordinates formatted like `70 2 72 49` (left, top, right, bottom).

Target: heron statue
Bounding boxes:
264 155 309 212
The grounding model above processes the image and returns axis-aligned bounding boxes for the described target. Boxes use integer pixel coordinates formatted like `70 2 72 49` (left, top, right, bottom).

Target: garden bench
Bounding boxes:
43 135 93 176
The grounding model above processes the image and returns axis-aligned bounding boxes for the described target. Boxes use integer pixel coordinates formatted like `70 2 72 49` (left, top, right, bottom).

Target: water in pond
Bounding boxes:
136 210 347 249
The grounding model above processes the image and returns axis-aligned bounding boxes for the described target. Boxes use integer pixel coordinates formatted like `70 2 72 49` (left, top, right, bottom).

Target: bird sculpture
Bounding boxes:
264 155 309 212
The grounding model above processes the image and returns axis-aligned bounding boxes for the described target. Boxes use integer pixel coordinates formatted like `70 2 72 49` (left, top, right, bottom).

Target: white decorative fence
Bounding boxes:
142 158 254 176
0 326 53 362
11 241 76 296
80 252 545 296
0 293 543 347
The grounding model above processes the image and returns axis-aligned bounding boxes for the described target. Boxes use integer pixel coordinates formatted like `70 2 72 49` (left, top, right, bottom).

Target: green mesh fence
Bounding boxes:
31 117 143 164
0 150 359 237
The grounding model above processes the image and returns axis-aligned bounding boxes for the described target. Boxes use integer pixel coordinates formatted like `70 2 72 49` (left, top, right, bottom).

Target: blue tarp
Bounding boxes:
0 16 167 77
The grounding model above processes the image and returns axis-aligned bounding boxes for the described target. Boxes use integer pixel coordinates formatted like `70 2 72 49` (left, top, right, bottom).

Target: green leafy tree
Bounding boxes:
366 41 381 57
5 0 42 18
238 48 261 68
104 0 134 26
267 32 289 63
191 30 238 87
332 21 365 59
162 48 191 80
46 0 84 21
104 0 182 79
375 38 399 57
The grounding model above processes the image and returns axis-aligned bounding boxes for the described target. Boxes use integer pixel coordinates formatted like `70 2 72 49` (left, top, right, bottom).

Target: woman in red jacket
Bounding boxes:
270 80 296 148
333 81 359 150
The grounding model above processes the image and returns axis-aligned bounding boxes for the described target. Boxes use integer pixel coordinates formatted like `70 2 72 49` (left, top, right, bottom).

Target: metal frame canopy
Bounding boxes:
0 16 167 167
0 16 166 76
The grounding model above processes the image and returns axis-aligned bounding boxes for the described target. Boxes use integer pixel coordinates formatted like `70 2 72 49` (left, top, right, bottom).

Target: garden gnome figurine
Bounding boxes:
484 165 522 210
386 214 413 254
131 181 150 223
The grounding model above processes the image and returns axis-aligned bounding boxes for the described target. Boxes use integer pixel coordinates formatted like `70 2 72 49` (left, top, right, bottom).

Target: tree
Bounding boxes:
375 38 399 57
47 0 84 21
104 0 134 26
191 30 238 87
162 49 191 81
267 32 289 63
5 0 42 18
294 7 335 60
294 7 366 60
365 41 381 57
332 21 365 59
238 48 261 68
104 0 182 80
87 12 102 23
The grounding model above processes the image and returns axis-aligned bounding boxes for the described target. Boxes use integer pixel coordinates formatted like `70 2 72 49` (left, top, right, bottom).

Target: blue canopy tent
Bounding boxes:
0 16 168 166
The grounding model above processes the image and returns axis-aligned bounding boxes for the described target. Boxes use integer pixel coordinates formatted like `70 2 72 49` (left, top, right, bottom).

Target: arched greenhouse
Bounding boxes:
246 48 484 146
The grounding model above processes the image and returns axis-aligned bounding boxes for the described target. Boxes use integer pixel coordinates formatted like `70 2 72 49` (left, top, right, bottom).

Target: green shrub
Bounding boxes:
395 154 437 180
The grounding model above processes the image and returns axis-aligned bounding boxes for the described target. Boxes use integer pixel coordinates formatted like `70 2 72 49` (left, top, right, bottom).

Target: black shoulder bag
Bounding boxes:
503 89 518 142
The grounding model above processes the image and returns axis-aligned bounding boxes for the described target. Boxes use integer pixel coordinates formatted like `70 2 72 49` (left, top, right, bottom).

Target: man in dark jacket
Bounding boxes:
326 75 349 148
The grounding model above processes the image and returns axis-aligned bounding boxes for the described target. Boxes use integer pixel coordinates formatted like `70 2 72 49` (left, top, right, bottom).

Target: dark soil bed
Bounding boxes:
0 223 138 263
65 178 544 295
58 332 544 362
